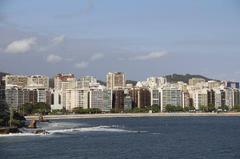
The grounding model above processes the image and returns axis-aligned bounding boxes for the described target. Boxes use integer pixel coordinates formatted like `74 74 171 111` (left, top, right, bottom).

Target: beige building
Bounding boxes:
189 78 206 86
54 73 76 90
4 75 49 89
191 89 208 110
106 72 125 90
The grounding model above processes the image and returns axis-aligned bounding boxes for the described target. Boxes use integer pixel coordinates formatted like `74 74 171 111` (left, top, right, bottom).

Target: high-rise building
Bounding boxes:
50 89 63 110
224 88 234 109
27 75 49 89
159 85 182 112
208 81 221 89
5 87 19 110
189 78 206 86
214 89 225 109
233 89 240 107
5 75 28 88
89 88 103 110
76 89 89 109
5 87 48 110
182 92 191 108
129 87 151 109
4 75 49 89
54 73 75 90
106 72 125 90
224 81 240 89
207 89 215 106
102 89 112 112
124 95 132 111
65 89 77 111
54 73 76 110
77 76 97 89
149 88 160 106
192 89 208 110
146 77 167 88
112 90 125 112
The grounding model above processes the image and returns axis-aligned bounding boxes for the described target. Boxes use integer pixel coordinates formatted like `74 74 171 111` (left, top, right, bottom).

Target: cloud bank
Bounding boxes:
75 61 89 69
130 51 168 61
90 53 104 61
5 37 36 54
46 54 63 64
52 35 65 45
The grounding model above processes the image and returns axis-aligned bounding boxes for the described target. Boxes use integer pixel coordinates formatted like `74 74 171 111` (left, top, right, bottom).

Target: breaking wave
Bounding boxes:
0 133 48 137
0 124 142 137
47 126 136 134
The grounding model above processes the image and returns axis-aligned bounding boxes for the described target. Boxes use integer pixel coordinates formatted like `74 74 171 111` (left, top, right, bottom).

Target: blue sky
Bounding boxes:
0 0 240 81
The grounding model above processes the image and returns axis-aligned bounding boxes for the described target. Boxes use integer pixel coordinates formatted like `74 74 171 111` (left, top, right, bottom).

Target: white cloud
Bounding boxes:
130 51 168 61
52 35 65 45
46 54 63 64
5 37 36 54
90 53 104 61
75 61 89 69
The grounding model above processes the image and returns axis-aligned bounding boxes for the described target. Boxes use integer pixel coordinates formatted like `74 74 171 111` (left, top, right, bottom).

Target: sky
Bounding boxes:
0 0 240 81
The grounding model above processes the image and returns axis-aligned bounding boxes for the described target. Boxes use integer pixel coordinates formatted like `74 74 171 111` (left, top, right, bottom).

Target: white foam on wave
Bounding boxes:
0 133 47 137
47 126 135 134
0 126 140 137
40 122 82 128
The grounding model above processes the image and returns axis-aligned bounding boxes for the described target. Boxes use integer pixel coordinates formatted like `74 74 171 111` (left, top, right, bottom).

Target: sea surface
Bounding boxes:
1 116 240 159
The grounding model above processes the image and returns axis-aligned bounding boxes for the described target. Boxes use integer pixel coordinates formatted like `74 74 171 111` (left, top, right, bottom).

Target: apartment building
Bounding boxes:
106 72 125 90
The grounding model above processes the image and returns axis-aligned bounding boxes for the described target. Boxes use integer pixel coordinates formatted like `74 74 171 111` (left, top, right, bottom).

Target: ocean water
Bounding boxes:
1 116 240 159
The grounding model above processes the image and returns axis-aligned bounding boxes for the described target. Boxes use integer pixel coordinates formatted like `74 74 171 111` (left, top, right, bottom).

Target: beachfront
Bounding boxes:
25 112 240 120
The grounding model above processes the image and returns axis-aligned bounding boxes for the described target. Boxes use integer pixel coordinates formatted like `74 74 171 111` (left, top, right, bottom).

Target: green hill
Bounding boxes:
165 74 212 84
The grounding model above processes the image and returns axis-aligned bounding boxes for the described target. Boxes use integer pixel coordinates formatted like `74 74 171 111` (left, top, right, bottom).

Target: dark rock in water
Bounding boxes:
28 119 37 128
33 129 49 135
0 127 21 134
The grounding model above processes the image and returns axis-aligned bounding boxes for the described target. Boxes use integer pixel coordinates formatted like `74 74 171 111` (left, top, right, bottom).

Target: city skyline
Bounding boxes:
2 72 240 113
0 0 240 81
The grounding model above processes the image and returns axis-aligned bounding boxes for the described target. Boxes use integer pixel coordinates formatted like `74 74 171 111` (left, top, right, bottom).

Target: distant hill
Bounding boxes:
165 74 212 84
126 80 137 86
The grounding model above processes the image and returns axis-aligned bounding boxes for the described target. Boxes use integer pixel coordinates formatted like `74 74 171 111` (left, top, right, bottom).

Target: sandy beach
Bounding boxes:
25 112 240 120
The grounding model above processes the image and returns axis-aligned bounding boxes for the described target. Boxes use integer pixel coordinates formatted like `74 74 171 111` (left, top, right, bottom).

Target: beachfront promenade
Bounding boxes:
25 112 240 120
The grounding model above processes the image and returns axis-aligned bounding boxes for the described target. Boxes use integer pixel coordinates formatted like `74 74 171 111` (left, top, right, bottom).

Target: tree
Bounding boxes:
199 105 208 112
219 105 229 111
165 105 176 112
151 104 160 113
19 102 51 115
208 104 216 112
233 105 240 112
0 101 10 127
20 103 34 115
175 106 183 112
33 102 51 115
72 107 102 114
0 101 26 127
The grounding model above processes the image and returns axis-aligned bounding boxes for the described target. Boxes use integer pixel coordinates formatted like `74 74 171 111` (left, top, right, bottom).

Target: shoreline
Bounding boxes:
25 112 240 120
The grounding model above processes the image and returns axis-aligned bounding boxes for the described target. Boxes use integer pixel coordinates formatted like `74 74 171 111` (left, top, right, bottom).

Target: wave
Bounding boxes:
0 125 140 137
47 126 135 134
0 133 48 137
